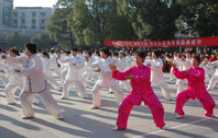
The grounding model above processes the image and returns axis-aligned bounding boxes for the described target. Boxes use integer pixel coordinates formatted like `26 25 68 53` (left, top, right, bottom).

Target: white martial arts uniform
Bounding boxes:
0 60 9 87
82 56 99 86
116 56 131 91
150 58 173 100
8 54 63 118
92 57 123 108
0 57 8 81
60 55 87 99
41 56 61 89
144 56 152 66
49 53 61 78
174 58 186 95
207 60 218 91
3 61 24 104
31 56 62 105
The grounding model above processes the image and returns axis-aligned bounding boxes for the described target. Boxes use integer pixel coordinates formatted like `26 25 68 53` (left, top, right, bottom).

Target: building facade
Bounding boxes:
0 0 13 26
12 7 53 34
0 0 53 35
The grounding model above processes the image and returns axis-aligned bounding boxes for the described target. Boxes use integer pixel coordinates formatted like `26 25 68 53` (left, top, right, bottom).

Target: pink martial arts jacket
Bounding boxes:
112 65 154 105
172 66 208 99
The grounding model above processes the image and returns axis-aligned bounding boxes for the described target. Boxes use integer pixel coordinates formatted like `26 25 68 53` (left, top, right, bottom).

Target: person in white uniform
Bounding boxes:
7 43 63 119
115 51 131 91
41 51 62 90
173 54 188 95
0 53 10 90
58 48 87 99
2 48 24 105
149 51 173 101
58 51 71 84
91 48 123 109
200 56 211 83
82 51 99 86
207 59 218 91
49 49 62 78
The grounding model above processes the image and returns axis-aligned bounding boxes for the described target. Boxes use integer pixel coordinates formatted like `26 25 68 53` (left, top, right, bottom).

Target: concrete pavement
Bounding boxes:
0 75 218 138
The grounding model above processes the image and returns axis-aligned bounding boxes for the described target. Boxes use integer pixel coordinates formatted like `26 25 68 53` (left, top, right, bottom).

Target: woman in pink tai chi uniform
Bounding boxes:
172 55 216 119
109 50 165 130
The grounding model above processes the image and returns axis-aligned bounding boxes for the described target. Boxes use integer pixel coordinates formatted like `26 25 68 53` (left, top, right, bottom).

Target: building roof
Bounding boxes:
15 7 52 10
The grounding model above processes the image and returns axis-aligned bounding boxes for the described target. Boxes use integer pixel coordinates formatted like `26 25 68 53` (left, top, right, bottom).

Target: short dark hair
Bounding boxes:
112 51 119 57
152 50 162 58
193 55 201 64
100 48 111 56
50 48 55 54
87 51 92 57
119 51 126 57
65 51 71 55
25 43 37 54
42 51 50 59
9 47 20 56
72 48 78 52
135 50 146 60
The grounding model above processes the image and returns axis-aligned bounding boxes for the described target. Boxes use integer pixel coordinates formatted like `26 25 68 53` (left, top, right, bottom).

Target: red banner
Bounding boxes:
104 37 218 48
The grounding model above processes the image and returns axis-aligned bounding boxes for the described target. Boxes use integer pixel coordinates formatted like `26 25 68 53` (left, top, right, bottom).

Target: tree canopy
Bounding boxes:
46 0 218 48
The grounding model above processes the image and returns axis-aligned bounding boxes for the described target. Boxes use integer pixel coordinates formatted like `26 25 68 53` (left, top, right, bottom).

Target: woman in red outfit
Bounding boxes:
109 50 165 130
172 55 216 119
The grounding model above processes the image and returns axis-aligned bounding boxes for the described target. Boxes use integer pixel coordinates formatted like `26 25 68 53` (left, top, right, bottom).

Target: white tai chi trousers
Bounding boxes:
62 79 86 98
33 75 61 105
176 79 187 95
20 85 63 118
92 79 123 107
207 75 218 91
152 79 173 100
4 80 23 104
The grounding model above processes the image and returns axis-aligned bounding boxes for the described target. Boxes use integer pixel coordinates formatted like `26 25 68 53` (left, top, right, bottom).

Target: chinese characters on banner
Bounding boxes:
104 37 218 48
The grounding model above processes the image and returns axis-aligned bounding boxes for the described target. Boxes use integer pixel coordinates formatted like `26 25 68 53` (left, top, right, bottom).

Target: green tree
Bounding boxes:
117 0 181 40
68 0 94 46
87 0 135 42
31 32 54 49
178 0 218 37
56 0 75 8
48 0 218 48
7 32 30 48
47 6 74 48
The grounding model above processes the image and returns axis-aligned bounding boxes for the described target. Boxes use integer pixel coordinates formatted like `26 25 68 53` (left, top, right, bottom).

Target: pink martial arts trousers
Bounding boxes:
116 92 165 129
175 89 215 117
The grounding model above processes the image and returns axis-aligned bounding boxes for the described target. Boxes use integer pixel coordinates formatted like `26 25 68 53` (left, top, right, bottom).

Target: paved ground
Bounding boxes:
0 74 218 138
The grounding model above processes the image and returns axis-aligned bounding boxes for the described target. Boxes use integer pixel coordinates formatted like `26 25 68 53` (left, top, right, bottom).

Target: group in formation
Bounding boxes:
0 43 217 130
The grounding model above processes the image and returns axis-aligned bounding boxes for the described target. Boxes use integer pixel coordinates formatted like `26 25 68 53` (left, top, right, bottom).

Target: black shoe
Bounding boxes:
113 127 126 131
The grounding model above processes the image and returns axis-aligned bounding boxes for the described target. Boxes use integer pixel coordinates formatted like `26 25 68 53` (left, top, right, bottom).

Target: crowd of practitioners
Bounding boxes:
0 43 217 130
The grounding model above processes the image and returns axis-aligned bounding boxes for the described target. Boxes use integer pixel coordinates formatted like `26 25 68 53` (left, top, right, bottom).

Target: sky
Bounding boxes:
14 0 58 7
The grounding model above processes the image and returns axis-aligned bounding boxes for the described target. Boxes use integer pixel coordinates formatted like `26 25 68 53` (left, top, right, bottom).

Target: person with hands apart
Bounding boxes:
109 50 165 131
171 55 216 119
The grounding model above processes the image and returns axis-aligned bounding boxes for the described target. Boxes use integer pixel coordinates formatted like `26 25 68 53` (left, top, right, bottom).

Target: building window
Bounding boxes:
3 6 12 25
32 19 36 29
14 20 17 27
32 25 36 29
41 19 45 24
32 19 36 24
21 12 26 17
21 19 25 24
14 12 18 17
40 26 45 29
40 12 46 17
32 12 36 17
21 25 26 29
